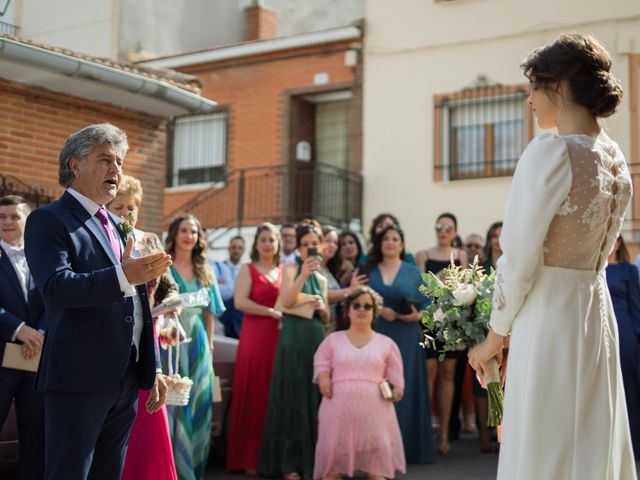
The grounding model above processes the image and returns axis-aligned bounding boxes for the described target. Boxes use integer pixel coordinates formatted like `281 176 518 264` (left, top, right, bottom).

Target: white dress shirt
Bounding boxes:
2 239 29 341
67 188 143 357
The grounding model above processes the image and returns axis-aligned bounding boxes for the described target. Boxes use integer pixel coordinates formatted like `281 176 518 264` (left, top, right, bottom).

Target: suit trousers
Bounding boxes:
43 347 139 480
0 367 44 480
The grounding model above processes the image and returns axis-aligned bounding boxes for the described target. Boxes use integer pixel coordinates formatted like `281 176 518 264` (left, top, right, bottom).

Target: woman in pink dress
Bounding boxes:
226 223 283 473
314 286 405 480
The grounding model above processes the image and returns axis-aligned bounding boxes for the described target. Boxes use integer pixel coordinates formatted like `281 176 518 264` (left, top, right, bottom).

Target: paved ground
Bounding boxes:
0 432 498 479
207 432 499 480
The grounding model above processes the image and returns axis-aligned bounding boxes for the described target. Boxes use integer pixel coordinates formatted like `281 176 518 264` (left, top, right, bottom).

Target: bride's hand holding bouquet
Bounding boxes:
421 256 505 426
468 329 505 386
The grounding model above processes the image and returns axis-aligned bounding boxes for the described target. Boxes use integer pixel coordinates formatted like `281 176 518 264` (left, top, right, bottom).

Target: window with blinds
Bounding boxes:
170 112 228 187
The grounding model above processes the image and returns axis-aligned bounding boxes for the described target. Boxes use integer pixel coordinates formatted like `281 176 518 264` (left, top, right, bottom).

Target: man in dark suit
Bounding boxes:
0 194 45 480
24 123 172 480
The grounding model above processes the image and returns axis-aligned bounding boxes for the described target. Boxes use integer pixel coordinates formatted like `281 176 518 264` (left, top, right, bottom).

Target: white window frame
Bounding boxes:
170 111 228 188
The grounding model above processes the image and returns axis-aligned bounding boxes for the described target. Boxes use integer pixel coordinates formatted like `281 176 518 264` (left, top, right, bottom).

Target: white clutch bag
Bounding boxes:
2 343 40 372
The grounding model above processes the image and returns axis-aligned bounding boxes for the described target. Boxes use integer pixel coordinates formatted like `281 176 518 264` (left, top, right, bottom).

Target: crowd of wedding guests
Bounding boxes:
2 182 640 479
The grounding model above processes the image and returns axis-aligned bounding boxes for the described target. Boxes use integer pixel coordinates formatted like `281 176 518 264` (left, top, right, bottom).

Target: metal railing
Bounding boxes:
434 158 518 181
0 174 53 207
164 163 363 229
434 85 529 182
0 21 19 35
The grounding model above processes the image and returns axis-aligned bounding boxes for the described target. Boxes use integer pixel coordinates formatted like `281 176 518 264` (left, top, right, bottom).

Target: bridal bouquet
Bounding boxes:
420 257 504 426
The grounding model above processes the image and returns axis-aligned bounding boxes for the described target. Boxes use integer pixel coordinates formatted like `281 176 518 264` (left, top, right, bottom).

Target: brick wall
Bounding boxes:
244 5 278 42
0 78 168 233
164 39 363 228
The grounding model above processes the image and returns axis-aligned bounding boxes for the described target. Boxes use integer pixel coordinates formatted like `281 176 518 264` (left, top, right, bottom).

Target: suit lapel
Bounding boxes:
62 191 120 266
0 246 27 307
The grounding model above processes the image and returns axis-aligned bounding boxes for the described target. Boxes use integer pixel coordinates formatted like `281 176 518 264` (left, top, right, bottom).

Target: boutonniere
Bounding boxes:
118 211 135 238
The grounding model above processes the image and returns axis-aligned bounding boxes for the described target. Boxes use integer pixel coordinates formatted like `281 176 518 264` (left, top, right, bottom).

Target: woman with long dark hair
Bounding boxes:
226 223 283 473
415 212 468 455
360 213 415 265
366 224 436 464
337 230 363 285
164 214 225 480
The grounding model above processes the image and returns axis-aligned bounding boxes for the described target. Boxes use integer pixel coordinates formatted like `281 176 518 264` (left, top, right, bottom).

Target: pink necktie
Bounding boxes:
95 208 122 262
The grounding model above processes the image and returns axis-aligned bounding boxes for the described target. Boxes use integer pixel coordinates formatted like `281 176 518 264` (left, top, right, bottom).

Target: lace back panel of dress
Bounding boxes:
543 135 632 271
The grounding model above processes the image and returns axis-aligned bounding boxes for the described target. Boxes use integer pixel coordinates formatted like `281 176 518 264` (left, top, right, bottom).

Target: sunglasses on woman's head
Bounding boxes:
351 302 374 311
435 223 454 233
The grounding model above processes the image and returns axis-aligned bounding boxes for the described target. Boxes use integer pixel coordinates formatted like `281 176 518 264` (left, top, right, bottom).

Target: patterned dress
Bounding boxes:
258 261 326 477
165 266 225 480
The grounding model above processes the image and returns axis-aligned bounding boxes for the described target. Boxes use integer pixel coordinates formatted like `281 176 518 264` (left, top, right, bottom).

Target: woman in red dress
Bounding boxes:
226 223 283 474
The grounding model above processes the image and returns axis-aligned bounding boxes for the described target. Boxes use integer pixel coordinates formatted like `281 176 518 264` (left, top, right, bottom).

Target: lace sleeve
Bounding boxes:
490 134 572 335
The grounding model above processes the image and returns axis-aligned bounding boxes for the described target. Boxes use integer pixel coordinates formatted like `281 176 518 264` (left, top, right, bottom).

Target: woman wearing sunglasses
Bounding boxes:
415 212 468 455
313 286 405 480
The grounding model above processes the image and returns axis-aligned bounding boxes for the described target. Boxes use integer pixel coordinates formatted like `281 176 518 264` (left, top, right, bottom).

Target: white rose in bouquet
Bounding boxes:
433 307 447 323
452 284 478 306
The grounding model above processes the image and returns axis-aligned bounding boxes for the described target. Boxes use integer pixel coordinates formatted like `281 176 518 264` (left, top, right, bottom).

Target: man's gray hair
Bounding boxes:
58 123 129 187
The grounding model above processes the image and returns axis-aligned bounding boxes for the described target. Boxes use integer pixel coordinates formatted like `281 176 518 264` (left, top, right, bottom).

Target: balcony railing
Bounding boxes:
0 21 19 35
0 174 53 207
164 163 363 230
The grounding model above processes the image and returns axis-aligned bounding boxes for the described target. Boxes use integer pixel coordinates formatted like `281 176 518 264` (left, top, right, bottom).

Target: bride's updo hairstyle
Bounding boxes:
521 33 623 118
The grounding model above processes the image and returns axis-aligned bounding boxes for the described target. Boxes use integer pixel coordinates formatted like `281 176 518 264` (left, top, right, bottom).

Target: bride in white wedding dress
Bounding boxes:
469 34 637 479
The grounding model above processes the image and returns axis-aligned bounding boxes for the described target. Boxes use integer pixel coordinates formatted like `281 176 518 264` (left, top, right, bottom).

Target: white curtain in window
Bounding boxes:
173 112 227 174
315 100 351 170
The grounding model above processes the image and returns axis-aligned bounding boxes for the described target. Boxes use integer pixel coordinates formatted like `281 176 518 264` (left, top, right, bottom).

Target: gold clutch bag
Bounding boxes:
379 380 393 400
274 293 316 320
2 343 40 372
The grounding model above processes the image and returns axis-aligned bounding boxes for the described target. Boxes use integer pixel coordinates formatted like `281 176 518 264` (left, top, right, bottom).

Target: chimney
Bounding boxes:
244 1 277 42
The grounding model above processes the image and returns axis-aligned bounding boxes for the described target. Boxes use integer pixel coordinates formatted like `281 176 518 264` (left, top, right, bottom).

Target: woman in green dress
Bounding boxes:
258 221 330 480
165 214 225 480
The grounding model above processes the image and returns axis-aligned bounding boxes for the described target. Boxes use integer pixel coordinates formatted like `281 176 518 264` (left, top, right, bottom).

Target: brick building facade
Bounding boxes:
143 22 364 231
0 35 216 233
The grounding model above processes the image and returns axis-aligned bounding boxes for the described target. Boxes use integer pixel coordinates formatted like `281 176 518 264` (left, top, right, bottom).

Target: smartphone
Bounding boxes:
307 246 318 258
357 262 371 277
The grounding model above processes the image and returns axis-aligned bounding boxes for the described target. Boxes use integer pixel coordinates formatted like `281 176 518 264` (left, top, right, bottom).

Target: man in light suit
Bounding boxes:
0 195 45 480
24 123 171 480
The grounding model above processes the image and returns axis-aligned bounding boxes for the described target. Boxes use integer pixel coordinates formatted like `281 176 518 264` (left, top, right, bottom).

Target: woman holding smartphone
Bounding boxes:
258 220 330 480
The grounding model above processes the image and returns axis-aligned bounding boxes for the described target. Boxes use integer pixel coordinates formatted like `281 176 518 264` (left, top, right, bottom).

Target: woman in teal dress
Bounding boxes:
258 221 330 480
165 214 225 480
366 224 436 464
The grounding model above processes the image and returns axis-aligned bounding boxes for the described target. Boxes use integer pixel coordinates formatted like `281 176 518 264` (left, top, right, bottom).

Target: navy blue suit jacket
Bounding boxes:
24 191 158 393
0 246 45 360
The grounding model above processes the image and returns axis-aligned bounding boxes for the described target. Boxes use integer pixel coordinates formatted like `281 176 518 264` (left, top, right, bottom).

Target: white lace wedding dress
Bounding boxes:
490 132 637 479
